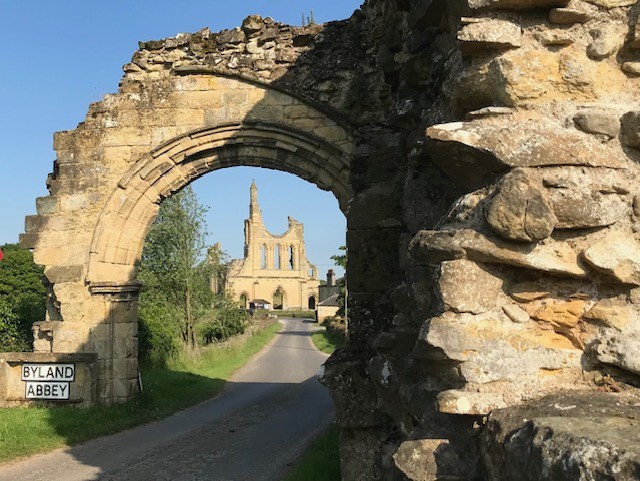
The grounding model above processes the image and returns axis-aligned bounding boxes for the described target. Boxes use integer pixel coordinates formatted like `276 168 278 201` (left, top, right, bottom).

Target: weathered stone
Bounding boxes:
502 304 530 323
587 26 621 59
574 109 620 137
540 167 630 229
486 169 557 242
241 15 263 37
426 119 626 189
439 259 504 314
393 439 466 481
217 28 245 45
584 299 632 330
583 232 640 285
410 229 587 278
468 0 569 9
549 8 592 24
583 0 636 6
622 62 640 75
535 30 575 46
415 312 581 383
621 111 640 148
530 299 586 328
457 19 522 54
437 389 509 415
596 330 640 375
509 281 549 302
481 391 640 481
466 106 514 120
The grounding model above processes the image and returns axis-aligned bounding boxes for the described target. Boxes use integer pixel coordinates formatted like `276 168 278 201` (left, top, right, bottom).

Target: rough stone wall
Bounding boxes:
18 1 640 479
319 0 640 480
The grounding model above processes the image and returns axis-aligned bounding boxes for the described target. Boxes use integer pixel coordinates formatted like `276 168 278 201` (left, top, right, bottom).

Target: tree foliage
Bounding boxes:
138 187 214 355
0 244 46 352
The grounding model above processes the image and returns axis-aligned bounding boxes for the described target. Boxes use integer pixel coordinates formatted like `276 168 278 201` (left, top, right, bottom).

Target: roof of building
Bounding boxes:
250 299 271 304
318 293 340 307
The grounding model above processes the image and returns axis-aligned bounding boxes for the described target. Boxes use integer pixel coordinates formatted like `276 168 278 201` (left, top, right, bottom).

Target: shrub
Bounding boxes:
200 307 248 344
138 302 181 367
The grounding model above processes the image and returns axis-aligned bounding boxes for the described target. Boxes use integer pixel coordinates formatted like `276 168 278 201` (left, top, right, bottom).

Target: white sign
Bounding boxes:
25 381 70 400
21 363 75 382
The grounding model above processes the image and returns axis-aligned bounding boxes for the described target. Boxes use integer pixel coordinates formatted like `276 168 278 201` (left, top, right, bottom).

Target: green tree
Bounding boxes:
138 187 214 352
331 246 347 318
0 244 46 352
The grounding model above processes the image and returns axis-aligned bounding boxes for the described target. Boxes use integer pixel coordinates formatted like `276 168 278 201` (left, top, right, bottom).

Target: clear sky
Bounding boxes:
0 0 363 277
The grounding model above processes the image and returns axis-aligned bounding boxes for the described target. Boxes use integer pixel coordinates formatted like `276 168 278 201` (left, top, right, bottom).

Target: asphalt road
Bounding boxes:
0 318 334 481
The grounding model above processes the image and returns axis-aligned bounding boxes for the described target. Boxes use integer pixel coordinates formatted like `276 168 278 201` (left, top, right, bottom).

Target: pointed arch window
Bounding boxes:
274 245 281 270
261 244 267 269
288 246 294 270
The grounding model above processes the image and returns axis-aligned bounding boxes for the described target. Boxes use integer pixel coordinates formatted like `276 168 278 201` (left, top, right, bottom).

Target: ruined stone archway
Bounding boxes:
86 121 350 286
21 72 353 405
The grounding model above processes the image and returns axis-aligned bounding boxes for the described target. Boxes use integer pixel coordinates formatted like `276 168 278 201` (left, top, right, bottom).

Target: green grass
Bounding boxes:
0 321 281 464
310 328 345 354
283 424 341 481
272 309 315 319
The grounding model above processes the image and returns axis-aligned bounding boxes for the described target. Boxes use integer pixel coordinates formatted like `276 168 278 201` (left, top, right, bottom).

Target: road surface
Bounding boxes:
0 318 334 481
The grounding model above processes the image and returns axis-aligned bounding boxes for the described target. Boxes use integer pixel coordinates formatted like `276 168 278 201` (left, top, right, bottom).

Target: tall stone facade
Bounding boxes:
16 1 640 479
224 182 320 309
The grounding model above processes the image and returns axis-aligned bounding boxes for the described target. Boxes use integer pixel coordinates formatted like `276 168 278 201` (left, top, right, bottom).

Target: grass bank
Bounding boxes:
0 321 281 464
283 424 341 481
311 328 345 354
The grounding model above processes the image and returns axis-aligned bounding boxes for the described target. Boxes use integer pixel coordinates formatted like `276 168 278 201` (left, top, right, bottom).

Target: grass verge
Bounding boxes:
311 328 345 354
0 321 281 464
283 424 341 481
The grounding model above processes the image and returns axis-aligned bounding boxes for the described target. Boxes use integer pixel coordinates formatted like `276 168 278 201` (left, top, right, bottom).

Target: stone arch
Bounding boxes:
272 286 285 310
238 292 249 309
308 296 316 310
86 121 350 286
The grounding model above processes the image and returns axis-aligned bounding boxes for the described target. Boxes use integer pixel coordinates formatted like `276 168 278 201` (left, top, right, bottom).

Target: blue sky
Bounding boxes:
0 0 362 277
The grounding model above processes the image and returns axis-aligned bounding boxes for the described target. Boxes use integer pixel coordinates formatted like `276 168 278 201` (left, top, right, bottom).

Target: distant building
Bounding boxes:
319 269 340 302
221 182 320 310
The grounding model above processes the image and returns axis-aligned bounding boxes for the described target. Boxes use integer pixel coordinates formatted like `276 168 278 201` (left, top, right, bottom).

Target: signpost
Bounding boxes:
21 363 75 400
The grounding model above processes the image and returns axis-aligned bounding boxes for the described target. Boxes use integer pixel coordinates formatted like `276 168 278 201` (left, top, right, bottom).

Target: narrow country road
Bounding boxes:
0 318 334 481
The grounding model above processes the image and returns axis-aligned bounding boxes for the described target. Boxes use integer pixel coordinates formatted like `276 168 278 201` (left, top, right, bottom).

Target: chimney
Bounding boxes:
327 269 336 287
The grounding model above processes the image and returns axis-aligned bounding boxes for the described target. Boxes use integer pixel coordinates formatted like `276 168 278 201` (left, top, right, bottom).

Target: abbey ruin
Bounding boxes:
223 181 320 310
5 0 640 479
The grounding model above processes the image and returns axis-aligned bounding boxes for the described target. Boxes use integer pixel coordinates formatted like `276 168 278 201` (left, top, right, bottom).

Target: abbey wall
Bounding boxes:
15 0 640 479
224 182 320 310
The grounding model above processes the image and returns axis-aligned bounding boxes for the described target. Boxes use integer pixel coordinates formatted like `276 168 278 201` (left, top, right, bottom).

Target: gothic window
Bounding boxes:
261 244 267 269
289 246 294 270
239 293 248 309
274 244 281 270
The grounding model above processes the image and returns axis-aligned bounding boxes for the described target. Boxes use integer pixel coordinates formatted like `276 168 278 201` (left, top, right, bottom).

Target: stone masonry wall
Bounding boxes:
19 0 640 479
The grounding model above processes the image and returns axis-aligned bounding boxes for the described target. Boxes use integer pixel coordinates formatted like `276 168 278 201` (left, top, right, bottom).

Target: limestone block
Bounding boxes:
481 391 640 481
393 439 466 481
410 229 587 278
503 304 531 323
583 299 632 330
486 169 556 242
535 30 575 46
509 281 550 302
437 389 509 415
583 0 636 6
622 62 640 75
574 108 621 137
549 8 592 24
596 330 640 375
540 167 630 229
415 313 581 383
530 299 586 328
468 0 569 9
587 26 622 59
457 19 522 54
426 118 626 190
621 111 640 148
438 260 505 314
582 231 640 285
